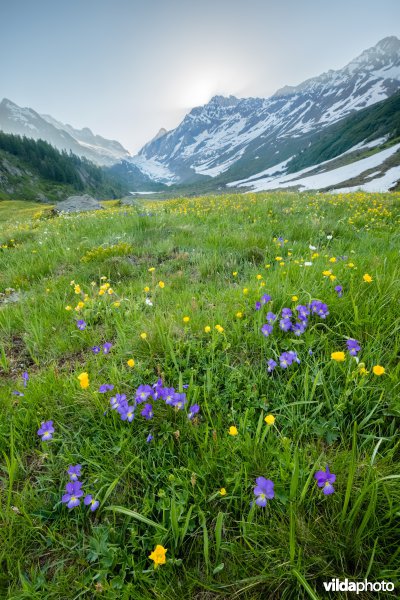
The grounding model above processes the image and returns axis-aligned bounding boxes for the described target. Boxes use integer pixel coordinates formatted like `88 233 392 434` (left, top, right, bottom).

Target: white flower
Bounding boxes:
326 235 333 240
304 261 313 267
145 298 153 306
309 244 317 250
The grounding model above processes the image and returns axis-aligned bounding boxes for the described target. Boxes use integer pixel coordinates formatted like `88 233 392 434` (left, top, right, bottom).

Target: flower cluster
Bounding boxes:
61 464 99 511
259 299 329 339
267 350 300 372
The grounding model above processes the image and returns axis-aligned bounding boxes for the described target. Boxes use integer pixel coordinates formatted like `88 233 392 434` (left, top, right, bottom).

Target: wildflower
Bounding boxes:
363 273 373 283
314 466 336 495
204 325 211 333
264 414 275 426
22 372 29 387
255 301 261 311
279 318 292 332
232 271 238 276
243 288 249 295
219 488 227 496
107 288 114 295
323 270 332 277
304 261 312 267
309 244 317 250
170 393 187 410
335 285 343 297
127 358 135 368
253 477 274 506
279 351 300 368
329 257 337 263
141 403 154 420
293 321 307 336
188 404 200 420
267 359 277 372
215 324 224 333
37 420 54 441
236 311 243 318
331 351 345 362
329 275 337 281
261 294 271 304
183 316 190 323
291 295 298 302
346 339 361 357
146 433 153 443
372 365 385 376
261 323 273 337
229 426 238 436
140 332 147 340
310 300 329 318
78 372 89 389
275 256 282 261
359 366 369 376
67 465 82 481
62 481 83 508
98 383 114 393
148 267 155 272
136 384 153 403
84 495 100 511
12 390 24 397
256 274 263 280
92 346 101 354
76 319 87 331
120 404 135 422
158 281 165 288
65 305 72 311
149 545 167 568
164 388 176 404
144 286 150 292
74 285 81 294
102 342 112 354
145 298 153 306
266 311 276 324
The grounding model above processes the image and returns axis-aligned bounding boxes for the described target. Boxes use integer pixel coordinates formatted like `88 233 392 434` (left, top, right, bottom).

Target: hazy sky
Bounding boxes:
1 0 399 153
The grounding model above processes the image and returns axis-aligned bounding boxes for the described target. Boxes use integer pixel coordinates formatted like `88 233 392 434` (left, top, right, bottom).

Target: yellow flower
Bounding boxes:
113 302 120 308
144 286 150 292
312 252 319 259
74 285 81 294
363 273 373 283
100 276 107 280
140 332 147 340
279 262 285 266
331 351 345 362
127 359 135 368
148 267 155 273
359 367 369 376
229 426 238 436
77 301 84 308
215 324 224 333
347 262 355 268
264 414 275 426
65 305 72 311
98 289 105 296
275 256 282 261
149 545 167 568
322 270 332 277
78 372 89 389
158 281 165 288
236 311 243 318
256 274 263 280
219 488 227 496
329 275 337 281
204 325 211 333
291 295 298 302
372 365 385 376
287 252 292 257
265 264 271 269
243 288 249 295
183 316 190 323
107 288 114 295
232 271 238 276
329 257 337 263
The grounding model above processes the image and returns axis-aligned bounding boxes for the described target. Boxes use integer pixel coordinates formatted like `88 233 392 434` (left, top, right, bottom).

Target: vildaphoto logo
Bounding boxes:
323 579 395 594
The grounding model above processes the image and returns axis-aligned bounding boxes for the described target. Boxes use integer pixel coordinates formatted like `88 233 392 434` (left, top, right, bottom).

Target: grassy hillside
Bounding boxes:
0 132 128 201
0 192 399 599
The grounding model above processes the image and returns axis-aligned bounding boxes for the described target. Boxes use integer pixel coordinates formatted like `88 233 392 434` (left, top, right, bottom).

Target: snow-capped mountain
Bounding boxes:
0 99 130 166
130 36 400 185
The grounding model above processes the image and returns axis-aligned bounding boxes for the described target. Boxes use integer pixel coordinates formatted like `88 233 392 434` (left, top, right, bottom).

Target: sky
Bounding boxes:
0 0 399 153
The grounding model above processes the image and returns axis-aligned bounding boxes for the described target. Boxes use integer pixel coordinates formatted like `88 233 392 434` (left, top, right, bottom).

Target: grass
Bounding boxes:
0 191 399 599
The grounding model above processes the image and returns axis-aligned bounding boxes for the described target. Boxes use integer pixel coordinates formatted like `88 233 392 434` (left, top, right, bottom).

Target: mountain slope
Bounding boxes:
130 36 400 185
0 99 131 166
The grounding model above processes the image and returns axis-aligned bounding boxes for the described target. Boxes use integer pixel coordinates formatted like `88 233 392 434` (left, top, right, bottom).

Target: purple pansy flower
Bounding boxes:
119 404 135 422
171 393 187 410
253 477 275 507
76 320 86 331
12 390 24 396
261 294 272 304
281 308 292 319
293 321 307 336
255 301 261 311
22 372 29 387
296 305 310 321
335 285 343 298
164 388 177 405
266 311 276 324
67 464 82 481
135 384 152 404
146 433 154 443
310 300 329 319
314 466 336 495
62 481 83 508
267 359 277 372
279 351 300 369
103 342 112 354
84 494 100 511
92 346 101 354
141 403 154 420
188 404 200 420
98 383 114 393
279 318 292 332
37 420 54 441
261 323 273 337
346 338 361 357
110 393 127 411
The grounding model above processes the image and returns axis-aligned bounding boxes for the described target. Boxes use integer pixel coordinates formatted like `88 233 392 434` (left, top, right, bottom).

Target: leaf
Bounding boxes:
105 506 167 531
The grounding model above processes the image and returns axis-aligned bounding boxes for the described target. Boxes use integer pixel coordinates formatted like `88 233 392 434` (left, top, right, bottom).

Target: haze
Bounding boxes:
0 0 399 153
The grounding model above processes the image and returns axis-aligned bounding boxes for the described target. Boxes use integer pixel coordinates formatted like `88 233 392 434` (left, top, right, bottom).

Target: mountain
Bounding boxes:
130 36 400 187
0 99 131 166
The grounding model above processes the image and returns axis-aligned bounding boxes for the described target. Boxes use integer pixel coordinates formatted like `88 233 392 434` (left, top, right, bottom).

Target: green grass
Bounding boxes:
0 191 399 599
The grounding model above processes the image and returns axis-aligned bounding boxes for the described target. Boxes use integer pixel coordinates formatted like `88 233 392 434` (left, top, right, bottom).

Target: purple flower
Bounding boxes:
99 383 114 393
37 420 54 441
92 346 101 354
261 294 272 304
170 393 187 410
267 359 277 373
135 384 152 404
310 300 329 319
308 348 313 356
146 433 154 443
255 301 261 311
279 351 300 369
76 320 86 331
67 464 82 481
12 390 24 396
261 323 273 337
253 476 274 507
110 393 127 411
314 466 336 495
293 321 307 336
335 285 343 298
277 236 284 247
152 379 164 400
84 494 100 511
346 338 361 357
188 404 200 420
103 342 112 354
119 404 135 422
62 481 83 508
281 308 292 319
296 305 310 321
141 403 154 420
164 388 177 405
266 311 276 324
279 318 292 332
22 372 29 387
